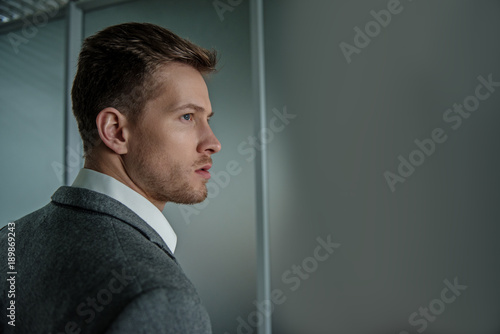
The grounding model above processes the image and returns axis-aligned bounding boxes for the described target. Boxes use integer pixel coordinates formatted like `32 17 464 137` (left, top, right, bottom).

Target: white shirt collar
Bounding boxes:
71 168 177 253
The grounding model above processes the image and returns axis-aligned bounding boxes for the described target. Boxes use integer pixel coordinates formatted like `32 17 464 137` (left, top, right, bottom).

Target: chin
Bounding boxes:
168 186 208 205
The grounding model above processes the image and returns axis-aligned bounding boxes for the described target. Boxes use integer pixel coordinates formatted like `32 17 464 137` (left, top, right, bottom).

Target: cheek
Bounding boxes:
136 119 198 159
165 124 199 148
152 130 196 162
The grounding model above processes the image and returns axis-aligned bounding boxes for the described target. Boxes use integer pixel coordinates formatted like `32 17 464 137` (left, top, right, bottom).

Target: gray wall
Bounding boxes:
1 0 500 333
266 1 500 333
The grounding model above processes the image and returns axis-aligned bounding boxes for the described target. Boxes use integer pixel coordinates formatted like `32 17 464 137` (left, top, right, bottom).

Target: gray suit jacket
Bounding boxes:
0 186 212 333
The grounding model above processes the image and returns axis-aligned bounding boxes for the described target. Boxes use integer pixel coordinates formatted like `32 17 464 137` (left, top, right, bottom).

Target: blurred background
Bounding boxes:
1 0 500 333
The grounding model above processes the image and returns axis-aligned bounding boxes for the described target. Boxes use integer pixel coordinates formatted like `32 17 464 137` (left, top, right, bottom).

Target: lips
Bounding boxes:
196 164 212 172
195 164 212 179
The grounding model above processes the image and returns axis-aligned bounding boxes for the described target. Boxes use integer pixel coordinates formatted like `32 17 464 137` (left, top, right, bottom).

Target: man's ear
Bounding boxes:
95 107 130 155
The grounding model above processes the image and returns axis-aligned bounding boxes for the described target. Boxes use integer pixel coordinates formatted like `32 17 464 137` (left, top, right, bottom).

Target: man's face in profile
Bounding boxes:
123 62 221 205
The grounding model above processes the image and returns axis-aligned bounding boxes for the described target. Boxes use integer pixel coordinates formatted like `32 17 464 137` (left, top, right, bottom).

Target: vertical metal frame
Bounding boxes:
64 1 83 185
250 0 271 333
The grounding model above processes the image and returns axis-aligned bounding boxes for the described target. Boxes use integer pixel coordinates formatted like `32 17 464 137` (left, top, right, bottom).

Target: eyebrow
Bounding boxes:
172 103 214 118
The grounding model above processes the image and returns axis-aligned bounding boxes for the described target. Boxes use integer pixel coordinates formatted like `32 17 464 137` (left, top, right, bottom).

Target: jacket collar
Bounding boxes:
51 186 177 262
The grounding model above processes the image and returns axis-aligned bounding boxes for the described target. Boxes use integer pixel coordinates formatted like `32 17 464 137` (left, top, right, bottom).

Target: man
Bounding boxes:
0 22 221 333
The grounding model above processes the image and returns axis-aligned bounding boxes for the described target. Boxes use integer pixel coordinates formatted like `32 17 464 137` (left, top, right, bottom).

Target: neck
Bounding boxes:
84 151 166 212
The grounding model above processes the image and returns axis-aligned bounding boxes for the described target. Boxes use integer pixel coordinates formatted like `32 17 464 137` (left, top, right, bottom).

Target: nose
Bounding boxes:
198 124 221 154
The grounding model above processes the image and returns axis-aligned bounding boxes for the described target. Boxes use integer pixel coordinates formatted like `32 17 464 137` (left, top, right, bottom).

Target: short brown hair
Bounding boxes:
71 22 218 156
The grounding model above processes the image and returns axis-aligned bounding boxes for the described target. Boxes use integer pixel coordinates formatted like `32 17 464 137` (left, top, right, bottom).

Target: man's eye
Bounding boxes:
182 114 192 121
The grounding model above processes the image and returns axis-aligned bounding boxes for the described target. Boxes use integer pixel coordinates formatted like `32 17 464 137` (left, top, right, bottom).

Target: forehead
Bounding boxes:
149 62 210 110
